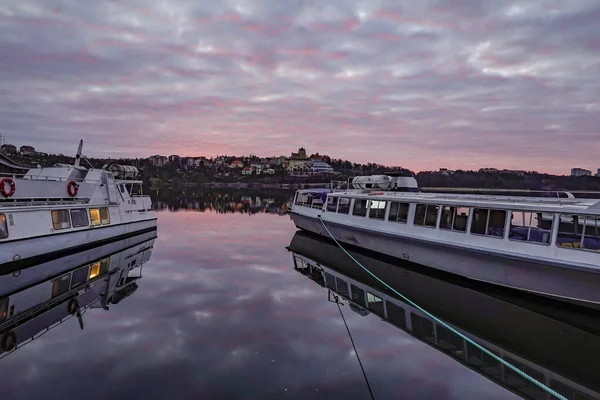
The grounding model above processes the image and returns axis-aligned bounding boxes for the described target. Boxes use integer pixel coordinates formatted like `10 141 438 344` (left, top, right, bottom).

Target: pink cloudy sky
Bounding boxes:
1 0 599 174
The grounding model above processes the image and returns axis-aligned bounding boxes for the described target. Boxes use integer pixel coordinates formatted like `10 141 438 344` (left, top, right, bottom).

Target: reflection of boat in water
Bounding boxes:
287 231 600 400
0 232 156 356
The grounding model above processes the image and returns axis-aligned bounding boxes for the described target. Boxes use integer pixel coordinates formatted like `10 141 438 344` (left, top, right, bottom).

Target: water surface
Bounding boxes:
0 202 530 399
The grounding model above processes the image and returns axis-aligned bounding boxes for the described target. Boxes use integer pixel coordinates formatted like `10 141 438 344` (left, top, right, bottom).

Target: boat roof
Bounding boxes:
327 190 600 214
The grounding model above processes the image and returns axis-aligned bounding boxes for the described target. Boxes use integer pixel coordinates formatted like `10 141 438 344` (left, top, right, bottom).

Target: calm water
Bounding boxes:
1 190 596 399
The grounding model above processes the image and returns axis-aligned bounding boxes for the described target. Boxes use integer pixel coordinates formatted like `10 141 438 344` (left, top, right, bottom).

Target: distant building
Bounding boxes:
290 147 308 159
0 144 17 154
241 167 252 175
169 155 181 164
149 155 168 166
571 168 591 177
19 145 35 156
231 160 244 168
597 168 600 177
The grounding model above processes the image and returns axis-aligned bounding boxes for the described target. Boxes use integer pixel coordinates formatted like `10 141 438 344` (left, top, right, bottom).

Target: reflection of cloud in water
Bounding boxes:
0 213 516 399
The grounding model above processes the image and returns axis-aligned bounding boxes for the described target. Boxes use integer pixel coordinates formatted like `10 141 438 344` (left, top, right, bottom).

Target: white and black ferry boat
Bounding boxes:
0 140 157 272
289 171 600 308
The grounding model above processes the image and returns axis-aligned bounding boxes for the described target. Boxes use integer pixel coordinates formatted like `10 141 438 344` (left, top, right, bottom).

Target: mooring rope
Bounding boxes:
331 291 376 400
317 217 567 400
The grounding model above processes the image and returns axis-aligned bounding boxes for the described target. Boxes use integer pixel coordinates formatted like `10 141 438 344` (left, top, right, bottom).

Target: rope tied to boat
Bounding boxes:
317 216 567 400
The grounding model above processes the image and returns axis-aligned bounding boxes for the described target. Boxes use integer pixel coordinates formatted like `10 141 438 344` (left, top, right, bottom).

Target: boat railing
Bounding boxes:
0 198 91 207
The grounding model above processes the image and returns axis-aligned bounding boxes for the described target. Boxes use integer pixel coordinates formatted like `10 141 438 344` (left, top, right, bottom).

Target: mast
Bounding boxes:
74 139 83 168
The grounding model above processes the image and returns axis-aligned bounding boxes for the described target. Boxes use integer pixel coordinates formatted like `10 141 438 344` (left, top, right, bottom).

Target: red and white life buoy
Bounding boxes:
0 177 16 198
67 180 79 197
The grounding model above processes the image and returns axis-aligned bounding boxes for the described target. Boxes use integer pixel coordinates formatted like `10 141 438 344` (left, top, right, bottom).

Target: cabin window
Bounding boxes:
410 313 435 343
100 258 110 275
100 208 110 224
52 274 71 298
368 200 387 220
89 209 101 226
466 343 501 380
550 380 594 400
336 277 350 298
440 206 469 232
337 198 351 214
89 261 101 279
70 209 89 228
352 199 368 217
71 266 89 288
509 211 551 245
413 204 438 228
366 292 385 317
388 202 409 223
386 302 406 329
556 214 600 251
436 325 464 358
351 284 366 307
326 196 339 212
119 184 125 193
470 208 506 238
51 210 71 230
0 214 7 239
0 298 7 323
503 357 545 399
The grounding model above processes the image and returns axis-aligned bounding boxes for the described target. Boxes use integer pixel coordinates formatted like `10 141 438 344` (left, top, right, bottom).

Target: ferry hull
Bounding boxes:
1 218 157 274
290 212 600 309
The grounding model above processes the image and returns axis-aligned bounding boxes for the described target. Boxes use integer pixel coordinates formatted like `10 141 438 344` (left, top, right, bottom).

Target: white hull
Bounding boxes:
2 217 157 271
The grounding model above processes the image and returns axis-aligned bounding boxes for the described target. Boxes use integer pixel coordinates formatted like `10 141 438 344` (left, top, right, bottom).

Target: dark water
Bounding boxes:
1 189 598 399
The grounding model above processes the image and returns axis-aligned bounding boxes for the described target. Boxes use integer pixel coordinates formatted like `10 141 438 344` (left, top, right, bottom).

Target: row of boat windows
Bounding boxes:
320 197 600 252
51 208 111 231
0 258 111 323
0 208 111 240
315 265 593 400
52 258 110 298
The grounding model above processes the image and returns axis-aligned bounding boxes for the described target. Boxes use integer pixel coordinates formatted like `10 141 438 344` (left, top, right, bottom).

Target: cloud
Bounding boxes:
0 0 598 173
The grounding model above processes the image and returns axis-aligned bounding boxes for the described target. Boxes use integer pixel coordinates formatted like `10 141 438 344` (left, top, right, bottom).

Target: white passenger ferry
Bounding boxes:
289 172 600 308
287 231 600 400
0 140 157 272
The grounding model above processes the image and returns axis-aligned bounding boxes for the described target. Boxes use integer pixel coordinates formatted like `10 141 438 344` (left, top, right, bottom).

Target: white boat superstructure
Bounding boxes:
0 140 157 270
289 173 600 308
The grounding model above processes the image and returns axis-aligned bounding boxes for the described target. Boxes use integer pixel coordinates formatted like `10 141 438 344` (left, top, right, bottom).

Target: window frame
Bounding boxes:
337 197 351 214
89 208 102 226
100 207 111 225
352 198 368 217
440 206 469 233
51 210 71 230
556 213 600 252
388 202 409 223
367 200 387 220
508 211 552 246
413 204 439 228
470 208 507 238
0 213 8 239
70 208 89 228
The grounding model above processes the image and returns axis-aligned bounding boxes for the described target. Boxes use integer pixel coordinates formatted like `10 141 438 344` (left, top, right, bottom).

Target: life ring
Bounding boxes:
67 180 79 197
0 177 16 198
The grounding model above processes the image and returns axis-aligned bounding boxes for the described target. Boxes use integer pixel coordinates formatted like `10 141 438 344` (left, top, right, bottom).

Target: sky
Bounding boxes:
0 0 599 174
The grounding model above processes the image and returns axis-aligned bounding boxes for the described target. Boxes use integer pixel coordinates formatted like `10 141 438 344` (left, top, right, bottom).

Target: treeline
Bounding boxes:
416 171 600 192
